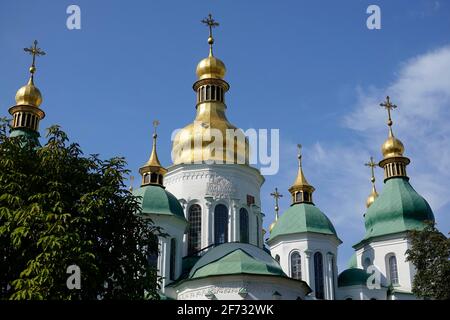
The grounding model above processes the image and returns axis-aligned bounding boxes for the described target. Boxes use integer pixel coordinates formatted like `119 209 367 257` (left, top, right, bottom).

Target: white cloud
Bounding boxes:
266 45 450 270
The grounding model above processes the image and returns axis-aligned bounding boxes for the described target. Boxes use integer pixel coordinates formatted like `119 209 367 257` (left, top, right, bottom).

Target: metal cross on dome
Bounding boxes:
24 40 45 70
270 187 283 215
201 13 219 38
365 156 377 183
380 96 397 127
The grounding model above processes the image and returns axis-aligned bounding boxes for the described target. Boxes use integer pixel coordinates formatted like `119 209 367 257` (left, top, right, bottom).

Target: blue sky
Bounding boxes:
1 0 449 271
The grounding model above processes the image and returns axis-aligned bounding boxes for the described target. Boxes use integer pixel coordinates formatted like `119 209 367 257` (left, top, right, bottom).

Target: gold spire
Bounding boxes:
139 120 168 187
269 188 283 233
364 156 379 208
288 144 315 205
9 40 46 133
378 96 410 181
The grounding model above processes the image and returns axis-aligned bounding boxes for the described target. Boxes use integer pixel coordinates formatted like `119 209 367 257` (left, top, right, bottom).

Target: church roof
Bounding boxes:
188 243 285 279
355 177 434 248
268 203 340 242
337 268 370 287
132 184 186 220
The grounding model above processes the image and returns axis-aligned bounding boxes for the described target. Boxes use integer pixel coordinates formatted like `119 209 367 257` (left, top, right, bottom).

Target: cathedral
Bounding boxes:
5 16 436 300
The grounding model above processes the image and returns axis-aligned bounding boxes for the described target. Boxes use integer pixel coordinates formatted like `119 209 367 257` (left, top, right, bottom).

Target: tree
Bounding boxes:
406 221 450 300
0 118 161 300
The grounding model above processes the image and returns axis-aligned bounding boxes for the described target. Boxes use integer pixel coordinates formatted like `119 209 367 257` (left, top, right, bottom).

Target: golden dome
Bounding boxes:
269 220 278 233
196 54 226 80
366 186 379 208
381 132 404 158
171 103 249 165
15 77 42 107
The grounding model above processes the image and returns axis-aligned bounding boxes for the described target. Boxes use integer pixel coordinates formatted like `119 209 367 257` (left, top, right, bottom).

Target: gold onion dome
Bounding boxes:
381 131 405 158
171 14 249 165
15 73 42 107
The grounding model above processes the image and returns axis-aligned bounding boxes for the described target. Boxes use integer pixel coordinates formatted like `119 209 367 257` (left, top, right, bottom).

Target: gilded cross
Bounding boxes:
270 187 283 218
365 156 377 184
380 96 397 127
201 13 219 38
24 40 46 70
297 144 303 167
152 120 160 136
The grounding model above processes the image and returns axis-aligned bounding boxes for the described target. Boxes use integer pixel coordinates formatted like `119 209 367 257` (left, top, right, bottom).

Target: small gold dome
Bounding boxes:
366 188 379 208
269 220 277 233
196 55 226 80
381 134 404 158
15 78 42 107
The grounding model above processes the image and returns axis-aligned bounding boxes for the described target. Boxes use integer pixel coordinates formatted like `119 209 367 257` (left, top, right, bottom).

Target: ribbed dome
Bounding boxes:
15 78 42 107
171 104 249 165
338 268 369 287
132 185 186 220
268 203 339 241
196 55 226 80
381 135 405 158
361 177 434 243
188 243 285 279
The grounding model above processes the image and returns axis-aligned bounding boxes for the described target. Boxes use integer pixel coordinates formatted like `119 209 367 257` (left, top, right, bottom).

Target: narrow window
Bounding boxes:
188 204 202 255
239 208 249 243
170 238 176 280
314 252 324 299
214 204 228 245
291 251 302 280
388 255 399 285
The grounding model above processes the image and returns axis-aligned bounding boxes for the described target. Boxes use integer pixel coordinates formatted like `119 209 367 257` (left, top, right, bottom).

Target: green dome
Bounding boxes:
362 177 434 243
132 184 186 220
188 243 285 279
269 203 339 241
338 268 369 287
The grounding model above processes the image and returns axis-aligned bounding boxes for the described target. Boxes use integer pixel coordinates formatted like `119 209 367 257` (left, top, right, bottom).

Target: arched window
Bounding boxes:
291 251 302 280
314 252 324 299
303 192 310 202
295 192 302 202
150 173 158 183
239 208 249 243
214 204 228 245
388 255 399 285
170 238 176 280
363 257 371 270
188 204 202 255
275 255 280 263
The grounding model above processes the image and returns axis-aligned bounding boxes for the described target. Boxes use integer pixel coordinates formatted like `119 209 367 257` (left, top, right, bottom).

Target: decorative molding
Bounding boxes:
206 174 236 199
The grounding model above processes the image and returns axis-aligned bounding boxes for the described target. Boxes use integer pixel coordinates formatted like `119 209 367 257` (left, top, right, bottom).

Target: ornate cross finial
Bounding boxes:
380 96 397 131
270 187 283 219
297 144 303 167
201 13 219 55
152 120 160 138
365 156 377 184
24 40 45 75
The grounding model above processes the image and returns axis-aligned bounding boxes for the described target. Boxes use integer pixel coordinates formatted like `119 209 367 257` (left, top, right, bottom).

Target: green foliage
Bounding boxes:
0 119 161 300
406 221 450 300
